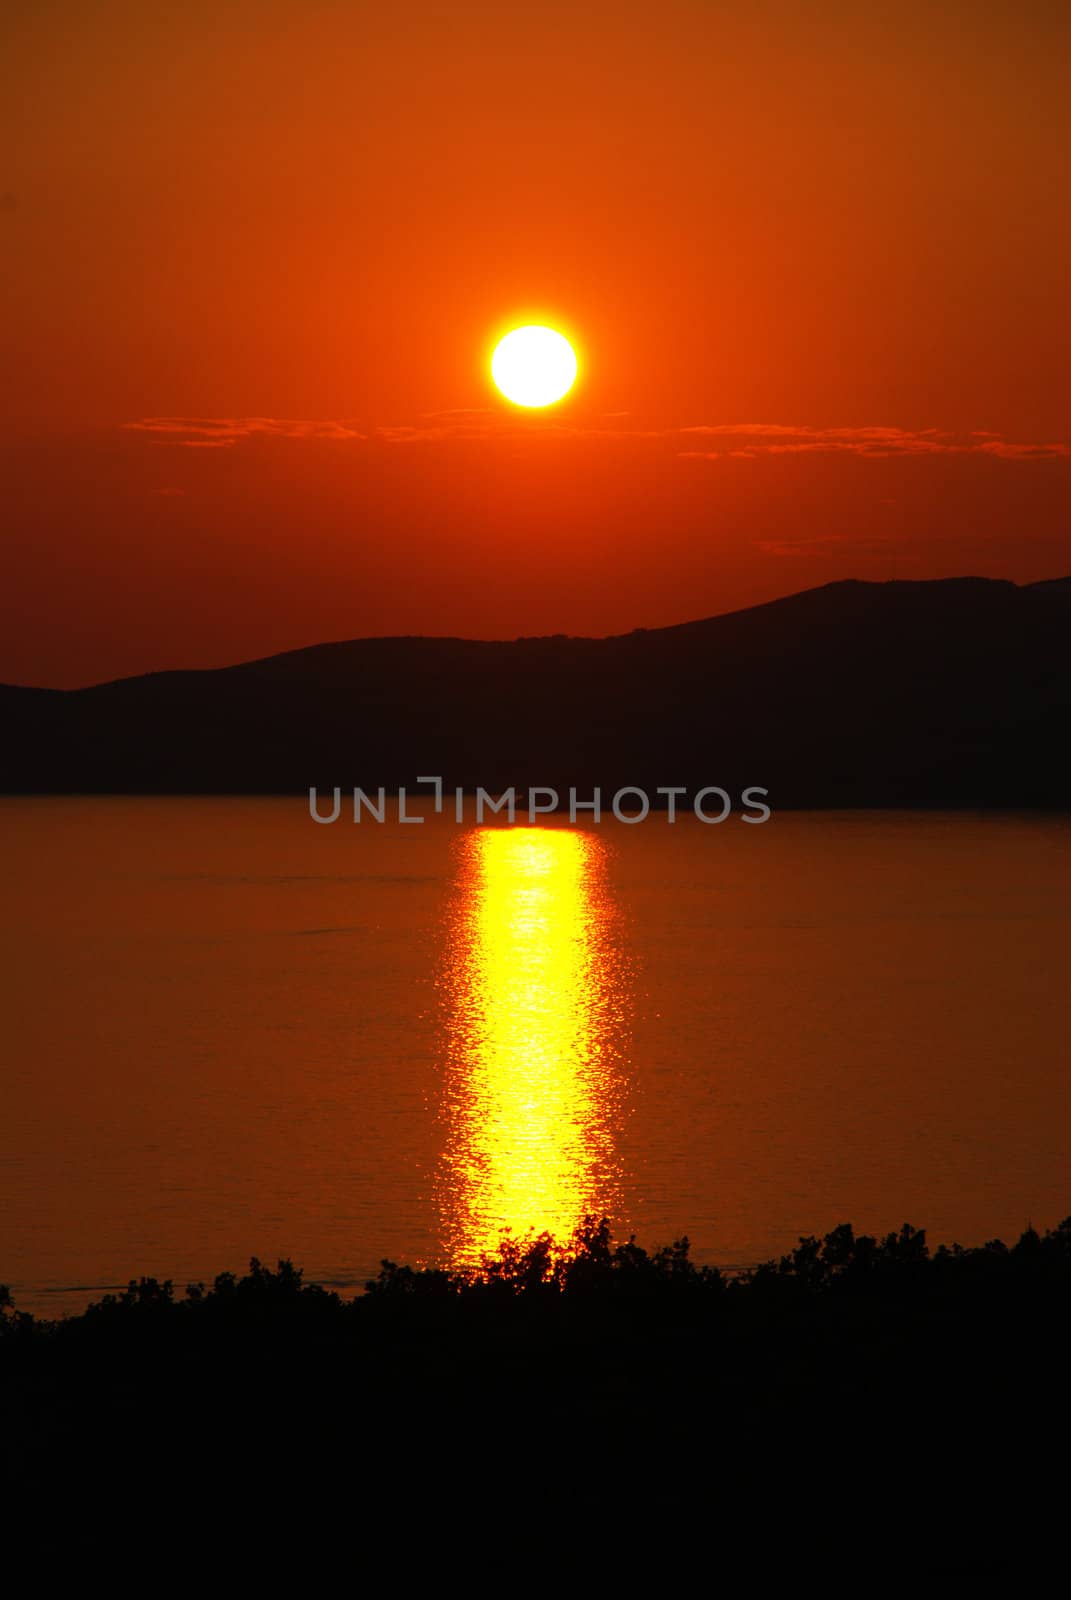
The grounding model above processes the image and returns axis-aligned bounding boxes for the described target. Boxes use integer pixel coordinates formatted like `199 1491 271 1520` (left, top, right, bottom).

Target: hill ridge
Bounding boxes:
1 575 1068 805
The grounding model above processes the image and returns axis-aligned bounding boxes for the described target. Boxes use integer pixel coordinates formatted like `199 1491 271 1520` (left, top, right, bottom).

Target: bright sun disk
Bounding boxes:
491 325 578 408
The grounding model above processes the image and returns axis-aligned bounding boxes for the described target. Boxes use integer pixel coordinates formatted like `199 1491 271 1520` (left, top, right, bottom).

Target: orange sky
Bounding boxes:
3 1 1069 686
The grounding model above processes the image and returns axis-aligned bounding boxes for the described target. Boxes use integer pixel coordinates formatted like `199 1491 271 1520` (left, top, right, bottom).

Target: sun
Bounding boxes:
491 325 578 408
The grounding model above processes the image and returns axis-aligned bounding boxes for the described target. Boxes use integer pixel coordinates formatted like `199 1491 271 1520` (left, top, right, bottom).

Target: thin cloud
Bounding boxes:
122 415 1069 460
125 417 366 447
374 422 474 444
420 407 495 418
677 423 1070 459
974 439 1071 460
372 416 662 444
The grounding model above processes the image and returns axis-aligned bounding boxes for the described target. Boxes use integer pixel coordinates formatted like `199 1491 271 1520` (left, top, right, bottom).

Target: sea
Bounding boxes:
2 798 1068 1316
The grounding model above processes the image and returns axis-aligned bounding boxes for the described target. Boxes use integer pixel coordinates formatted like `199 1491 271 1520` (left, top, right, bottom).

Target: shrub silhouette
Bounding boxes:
3 1210 1071 1572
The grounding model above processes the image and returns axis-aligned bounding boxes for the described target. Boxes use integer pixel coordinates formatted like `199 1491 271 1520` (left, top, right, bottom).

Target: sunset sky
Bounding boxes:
3 1 1069 687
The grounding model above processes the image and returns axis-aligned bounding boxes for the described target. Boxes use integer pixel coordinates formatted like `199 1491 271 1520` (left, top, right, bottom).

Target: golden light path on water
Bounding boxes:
437 827 630 1267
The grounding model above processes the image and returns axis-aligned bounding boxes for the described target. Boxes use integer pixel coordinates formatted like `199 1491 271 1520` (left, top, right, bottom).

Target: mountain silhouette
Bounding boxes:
2 577 1068 805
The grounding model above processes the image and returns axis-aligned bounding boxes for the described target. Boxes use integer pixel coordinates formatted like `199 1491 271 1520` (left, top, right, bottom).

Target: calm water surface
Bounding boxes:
2 799 1069 1315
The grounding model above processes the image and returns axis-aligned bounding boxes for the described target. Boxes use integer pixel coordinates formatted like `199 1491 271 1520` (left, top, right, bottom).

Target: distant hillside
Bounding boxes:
2 578 1069 805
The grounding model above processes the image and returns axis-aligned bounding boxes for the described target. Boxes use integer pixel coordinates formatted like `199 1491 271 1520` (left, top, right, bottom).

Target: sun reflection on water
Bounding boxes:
436 827 629 1266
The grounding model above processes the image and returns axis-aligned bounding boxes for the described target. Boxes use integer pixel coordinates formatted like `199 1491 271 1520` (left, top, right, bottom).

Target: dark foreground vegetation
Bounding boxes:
4 1216 1070 1568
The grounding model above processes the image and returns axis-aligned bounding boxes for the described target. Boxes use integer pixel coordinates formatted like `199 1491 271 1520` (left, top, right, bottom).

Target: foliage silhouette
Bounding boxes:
4 1213 1071 1571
